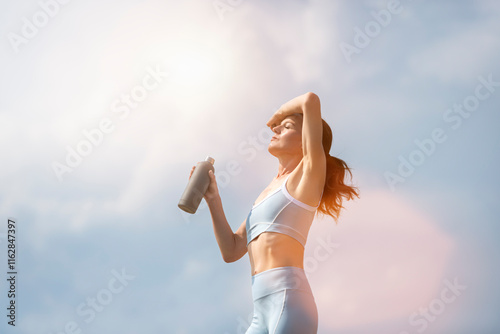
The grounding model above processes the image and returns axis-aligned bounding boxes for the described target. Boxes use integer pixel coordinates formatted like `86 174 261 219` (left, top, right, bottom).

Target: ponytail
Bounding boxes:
317 119 359 222
317 153 359 222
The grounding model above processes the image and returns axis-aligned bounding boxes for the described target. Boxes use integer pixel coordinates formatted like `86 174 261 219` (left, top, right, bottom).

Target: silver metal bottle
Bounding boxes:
178 156 215 214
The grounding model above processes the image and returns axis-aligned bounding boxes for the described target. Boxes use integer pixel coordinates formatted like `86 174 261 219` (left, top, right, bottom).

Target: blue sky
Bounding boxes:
1 0 499 333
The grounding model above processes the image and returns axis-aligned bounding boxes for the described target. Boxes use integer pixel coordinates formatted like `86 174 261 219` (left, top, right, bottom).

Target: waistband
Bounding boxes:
251 266 313 301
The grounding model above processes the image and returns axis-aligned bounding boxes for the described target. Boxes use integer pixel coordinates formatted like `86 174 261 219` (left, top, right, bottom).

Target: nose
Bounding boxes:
272 124 282 134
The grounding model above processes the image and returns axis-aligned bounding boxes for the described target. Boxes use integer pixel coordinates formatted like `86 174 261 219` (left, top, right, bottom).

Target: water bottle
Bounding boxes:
178 156 215 214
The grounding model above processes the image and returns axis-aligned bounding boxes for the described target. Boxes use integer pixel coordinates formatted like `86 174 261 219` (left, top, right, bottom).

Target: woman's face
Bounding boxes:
268 114 303 157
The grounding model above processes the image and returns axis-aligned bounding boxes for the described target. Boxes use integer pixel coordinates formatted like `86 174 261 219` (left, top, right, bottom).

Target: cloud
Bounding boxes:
408 14 500 84
1 1 499 333
306 189 456 330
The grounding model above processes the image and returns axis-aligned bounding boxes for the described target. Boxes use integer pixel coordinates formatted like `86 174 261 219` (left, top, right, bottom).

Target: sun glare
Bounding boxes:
169 44 228 95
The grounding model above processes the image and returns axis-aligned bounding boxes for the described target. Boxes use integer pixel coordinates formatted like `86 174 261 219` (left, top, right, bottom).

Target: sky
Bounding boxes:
0 0 499 333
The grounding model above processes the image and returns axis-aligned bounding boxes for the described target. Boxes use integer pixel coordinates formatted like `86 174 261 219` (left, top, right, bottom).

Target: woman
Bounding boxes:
189 92 359 333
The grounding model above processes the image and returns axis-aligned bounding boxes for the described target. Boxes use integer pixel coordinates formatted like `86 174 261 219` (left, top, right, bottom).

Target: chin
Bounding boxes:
267 144 278 157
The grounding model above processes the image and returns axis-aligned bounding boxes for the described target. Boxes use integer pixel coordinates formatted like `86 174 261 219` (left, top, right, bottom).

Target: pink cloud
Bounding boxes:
305 189 456 330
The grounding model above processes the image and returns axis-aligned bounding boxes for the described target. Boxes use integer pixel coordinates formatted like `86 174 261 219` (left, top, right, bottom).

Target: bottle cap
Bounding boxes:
205 156 215 165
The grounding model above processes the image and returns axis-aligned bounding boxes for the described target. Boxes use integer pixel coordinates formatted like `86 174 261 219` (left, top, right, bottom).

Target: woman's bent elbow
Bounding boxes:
222 250 246 263
223 254 235 263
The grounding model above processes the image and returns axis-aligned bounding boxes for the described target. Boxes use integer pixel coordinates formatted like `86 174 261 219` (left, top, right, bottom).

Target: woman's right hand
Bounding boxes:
189 165 220 203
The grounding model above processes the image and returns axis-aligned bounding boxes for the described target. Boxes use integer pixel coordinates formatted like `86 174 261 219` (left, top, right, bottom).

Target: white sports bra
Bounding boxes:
245 174 321 247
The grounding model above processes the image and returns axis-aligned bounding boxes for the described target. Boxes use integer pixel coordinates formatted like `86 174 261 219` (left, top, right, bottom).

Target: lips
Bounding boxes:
271 136 278 141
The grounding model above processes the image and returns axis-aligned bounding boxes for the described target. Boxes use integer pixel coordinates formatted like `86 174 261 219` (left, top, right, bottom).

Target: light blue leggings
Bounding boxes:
245 266 318 334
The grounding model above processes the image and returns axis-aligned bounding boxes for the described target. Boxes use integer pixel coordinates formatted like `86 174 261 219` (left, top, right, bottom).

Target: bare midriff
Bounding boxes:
248 231 304 276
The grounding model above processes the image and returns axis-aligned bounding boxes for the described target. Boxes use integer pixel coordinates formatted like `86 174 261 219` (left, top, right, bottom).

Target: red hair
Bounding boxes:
317 119 359 221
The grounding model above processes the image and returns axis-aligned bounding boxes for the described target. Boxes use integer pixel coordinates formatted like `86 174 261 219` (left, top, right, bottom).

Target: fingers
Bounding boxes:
266 116 276 128
267 112 283 129
208 170 217 189
189 165 216 182
189 165 195 179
